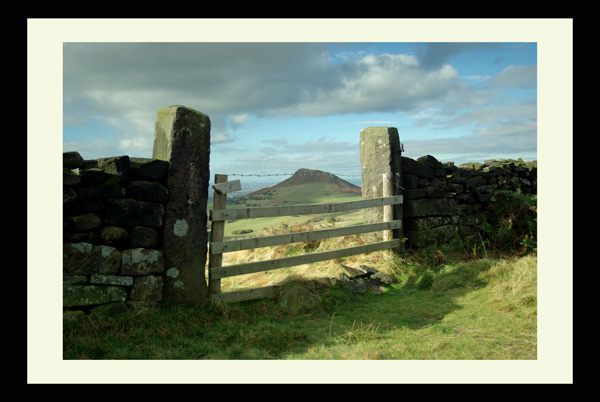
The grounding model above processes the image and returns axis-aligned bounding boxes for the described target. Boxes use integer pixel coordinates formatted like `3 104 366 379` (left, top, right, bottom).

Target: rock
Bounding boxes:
63 242 121 275
402 174 419 189
405 224 459 248
67 212 102 231
63 168 81 186
129 158 169 180
120 248 164 275
403 198 457 218
130 226 159 248
359 265 379 275
402 156 433 179
89 274 133 286
130 275 163 302
335 265 395 295
100 226 130 249
278 285 321 315
78 168 109 184
63 152 84 169
338 273 369 294
339 264 370 279
77 182 123 198
63 284 127 307
416 155 442 169
106 198 164 228
126 180 169 203
370 272 395 286
96 156 131 182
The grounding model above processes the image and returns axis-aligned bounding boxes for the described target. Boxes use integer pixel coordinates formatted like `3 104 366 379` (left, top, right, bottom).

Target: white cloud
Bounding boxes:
118 136 153 154
211 132 234 144
488 64 537 88
229 114 249 129
273 54 458 116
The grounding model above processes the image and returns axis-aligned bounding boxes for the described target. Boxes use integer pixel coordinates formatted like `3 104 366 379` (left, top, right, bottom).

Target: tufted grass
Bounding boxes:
63 252 537 361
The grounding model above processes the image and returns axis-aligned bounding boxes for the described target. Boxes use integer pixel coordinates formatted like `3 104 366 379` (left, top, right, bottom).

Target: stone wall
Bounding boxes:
63 153 170 314
402 155 537 248
63 105 211 316
359 125 537 250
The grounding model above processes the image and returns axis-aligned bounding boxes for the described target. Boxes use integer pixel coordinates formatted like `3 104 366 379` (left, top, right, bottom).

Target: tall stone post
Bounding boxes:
359 127 404 245
153 105 211 306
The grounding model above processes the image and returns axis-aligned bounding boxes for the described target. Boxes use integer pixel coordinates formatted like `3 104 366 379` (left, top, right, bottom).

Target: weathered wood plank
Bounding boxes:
209 220 402 254
210 195 404 221
383 173 394 241
209 239 402 279
212 285 281 303
212 179 241 195
208 174 228 294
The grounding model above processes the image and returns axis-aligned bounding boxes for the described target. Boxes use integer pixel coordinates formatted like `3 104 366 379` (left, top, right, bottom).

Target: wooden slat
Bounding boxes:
209 239 402 279
212 179 241 195
209 220 402 254
208 174 228 294
212 285 281 303
210 195 403 221
383 173 394 241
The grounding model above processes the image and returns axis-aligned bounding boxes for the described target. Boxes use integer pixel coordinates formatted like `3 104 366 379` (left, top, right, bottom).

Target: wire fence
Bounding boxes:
212 170 406 191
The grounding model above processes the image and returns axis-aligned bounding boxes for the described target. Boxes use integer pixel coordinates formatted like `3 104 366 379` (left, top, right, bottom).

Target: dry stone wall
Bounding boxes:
63 105 212 317
358 125 537 250
63 152 170 314
402 155 537 248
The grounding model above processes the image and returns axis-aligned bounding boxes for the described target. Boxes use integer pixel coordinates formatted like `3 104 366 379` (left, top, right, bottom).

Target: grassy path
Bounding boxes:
64 255 537 361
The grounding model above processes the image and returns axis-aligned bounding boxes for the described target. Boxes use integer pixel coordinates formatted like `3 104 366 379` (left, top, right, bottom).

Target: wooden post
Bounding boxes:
383 173 393 241
208 174 228 295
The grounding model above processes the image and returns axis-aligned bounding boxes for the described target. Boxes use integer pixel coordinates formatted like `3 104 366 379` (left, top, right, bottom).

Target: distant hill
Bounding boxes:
228 168 362 207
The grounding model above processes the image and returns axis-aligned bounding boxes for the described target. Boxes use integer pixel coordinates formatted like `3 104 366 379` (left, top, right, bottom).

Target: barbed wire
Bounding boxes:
216 171 402 178
213 170 406 191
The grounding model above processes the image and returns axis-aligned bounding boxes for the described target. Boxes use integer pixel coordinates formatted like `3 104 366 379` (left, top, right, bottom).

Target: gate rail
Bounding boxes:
208 173 402 303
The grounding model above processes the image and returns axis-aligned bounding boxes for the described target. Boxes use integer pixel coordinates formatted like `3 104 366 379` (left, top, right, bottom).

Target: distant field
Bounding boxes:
208 193 365 239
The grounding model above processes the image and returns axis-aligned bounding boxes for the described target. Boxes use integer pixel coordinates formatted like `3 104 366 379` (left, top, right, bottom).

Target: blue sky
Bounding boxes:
62 39 538 187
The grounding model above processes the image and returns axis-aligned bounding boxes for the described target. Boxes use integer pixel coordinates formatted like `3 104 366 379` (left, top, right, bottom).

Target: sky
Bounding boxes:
62 40 538 188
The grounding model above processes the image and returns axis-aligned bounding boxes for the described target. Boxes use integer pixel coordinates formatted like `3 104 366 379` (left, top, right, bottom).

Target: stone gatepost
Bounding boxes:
359 127 404 245
153 105 211 306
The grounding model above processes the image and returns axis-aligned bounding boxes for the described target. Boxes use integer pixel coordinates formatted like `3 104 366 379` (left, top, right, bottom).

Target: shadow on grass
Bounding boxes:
198 257 500 359
63 257 506 360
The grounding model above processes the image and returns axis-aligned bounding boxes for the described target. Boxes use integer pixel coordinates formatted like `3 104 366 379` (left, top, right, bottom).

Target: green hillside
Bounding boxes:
209 169 364 239
228 168 361 207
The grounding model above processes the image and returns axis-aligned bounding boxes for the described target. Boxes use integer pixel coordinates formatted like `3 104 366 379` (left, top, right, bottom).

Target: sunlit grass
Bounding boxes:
65 252 536 360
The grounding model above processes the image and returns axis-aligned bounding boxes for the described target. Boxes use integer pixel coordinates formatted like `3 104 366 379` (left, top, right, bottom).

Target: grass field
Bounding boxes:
208 191 364 239
63 251 537 360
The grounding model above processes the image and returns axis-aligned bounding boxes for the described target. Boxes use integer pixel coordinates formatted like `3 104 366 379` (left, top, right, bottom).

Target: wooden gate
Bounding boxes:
208 173 403 303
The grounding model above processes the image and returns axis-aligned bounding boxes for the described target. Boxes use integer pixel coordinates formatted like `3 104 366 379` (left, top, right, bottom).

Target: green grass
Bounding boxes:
63 253 537 360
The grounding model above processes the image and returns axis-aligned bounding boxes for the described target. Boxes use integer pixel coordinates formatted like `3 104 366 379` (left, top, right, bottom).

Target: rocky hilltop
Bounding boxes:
228 168 361 206
252 168 360 196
